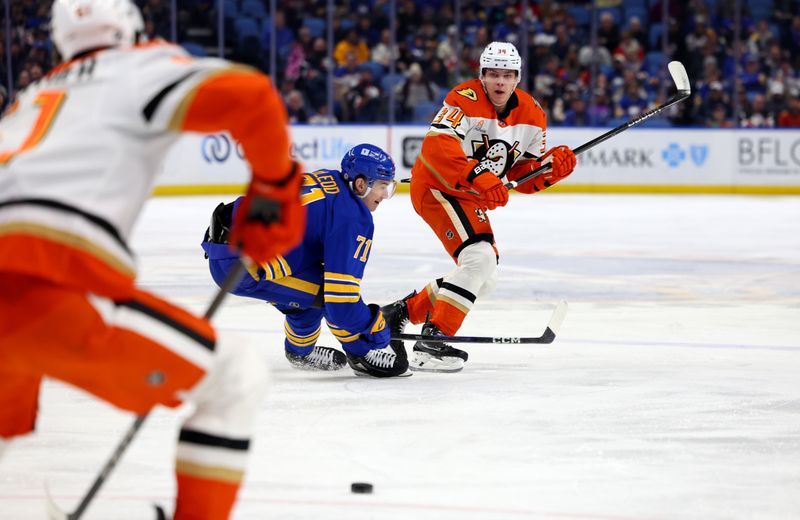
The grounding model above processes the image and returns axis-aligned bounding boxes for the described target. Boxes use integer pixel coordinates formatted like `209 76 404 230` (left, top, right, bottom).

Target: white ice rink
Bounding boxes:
2 193 799 519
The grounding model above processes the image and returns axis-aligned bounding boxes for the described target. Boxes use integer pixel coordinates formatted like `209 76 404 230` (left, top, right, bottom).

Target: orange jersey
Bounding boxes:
410 78 547 198
0 41 291 299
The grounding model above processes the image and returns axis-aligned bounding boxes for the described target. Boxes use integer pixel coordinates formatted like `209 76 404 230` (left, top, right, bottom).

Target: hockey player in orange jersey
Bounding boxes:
382 42 577 373
0 0 303 518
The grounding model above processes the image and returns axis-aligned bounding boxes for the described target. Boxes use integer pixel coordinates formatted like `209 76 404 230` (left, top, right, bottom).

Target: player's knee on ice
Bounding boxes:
454 241 498 297
183 332 269 438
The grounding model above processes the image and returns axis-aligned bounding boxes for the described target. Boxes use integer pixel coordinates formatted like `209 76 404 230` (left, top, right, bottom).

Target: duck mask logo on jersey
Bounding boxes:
471 137 521 177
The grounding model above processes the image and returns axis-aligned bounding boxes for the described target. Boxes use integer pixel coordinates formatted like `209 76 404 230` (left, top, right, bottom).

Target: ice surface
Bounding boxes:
2 194 799 519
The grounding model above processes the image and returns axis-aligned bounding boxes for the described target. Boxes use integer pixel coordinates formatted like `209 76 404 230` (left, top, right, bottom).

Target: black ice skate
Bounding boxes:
411 323 469 373
346 347 411 378
285 345 347 371
380 291 415 363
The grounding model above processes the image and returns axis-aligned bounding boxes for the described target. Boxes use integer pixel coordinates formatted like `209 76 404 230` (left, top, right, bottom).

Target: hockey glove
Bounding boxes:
470 172 509 210
229 161 305 264
506 145 576 194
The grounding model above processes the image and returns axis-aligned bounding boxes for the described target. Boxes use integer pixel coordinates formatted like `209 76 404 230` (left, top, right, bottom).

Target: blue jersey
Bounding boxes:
202 169 376 339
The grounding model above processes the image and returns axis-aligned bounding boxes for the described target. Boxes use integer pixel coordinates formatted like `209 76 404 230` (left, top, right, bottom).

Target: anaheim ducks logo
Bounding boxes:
471 135 521 177
456 87 477 101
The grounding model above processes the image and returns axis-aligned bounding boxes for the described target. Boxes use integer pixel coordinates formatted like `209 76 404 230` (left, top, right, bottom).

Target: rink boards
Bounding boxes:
156 126 800 195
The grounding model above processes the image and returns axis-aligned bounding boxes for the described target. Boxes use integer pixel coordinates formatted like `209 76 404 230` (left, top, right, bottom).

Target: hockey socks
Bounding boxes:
174 427 250 519
405 279 441 324
174 472 240 520
430 299 469 336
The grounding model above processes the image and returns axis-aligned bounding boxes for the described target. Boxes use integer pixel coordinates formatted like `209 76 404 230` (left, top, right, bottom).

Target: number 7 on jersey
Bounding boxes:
0 90 67 165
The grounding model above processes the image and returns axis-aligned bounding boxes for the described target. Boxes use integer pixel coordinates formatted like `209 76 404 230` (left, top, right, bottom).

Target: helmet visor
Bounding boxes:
369 179 397 199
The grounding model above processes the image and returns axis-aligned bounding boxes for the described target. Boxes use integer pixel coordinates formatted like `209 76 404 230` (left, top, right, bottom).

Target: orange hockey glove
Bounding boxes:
471 172 509 210
230 161 305 264
533 145 576 191
506 145 577 194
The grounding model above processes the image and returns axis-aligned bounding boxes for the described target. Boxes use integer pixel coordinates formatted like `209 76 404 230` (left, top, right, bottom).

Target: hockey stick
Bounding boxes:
506 61 691 190
394 300 568 344
399 61 691 188
46 260 249 520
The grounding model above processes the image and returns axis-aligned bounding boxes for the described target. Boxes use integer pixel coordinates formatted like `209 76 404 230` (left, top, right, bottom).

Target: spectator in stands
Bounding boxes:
29 63 43 83
578 41 612 69
395 62 439 121
534 54 560 107
597 11 620 53
748 20 777 56
261 10 294 60
686 15 710 55
16 69 31 94
777 93 800 127
371 28 397 69
706 103 735 128
696 81 732 123
309 103 337 125
588 88 613 125
334 29 369 66
285 90 309 124
355 8 380 46
552 23 572 60
333 51 362 110
344 69 382 122
741 93 775 127
616 77 649 118
614 30 645 70
740 54 768 95
428 57 449 90
562 95 590 127
284 35 306 82
436 25 460 73
626 16 648 52
296 63 327 115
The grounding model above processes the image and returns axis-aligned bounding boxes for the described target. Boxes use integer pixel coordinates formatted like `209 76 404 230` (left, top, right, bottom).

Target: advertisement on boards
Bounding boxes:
158 126 800 193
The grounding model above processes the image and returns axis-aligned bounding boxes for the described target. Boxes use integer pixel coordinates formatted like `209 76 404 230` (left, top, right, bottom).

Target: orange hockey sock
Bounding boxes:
174 471 241 520
430 300 468 336
406 285 436 325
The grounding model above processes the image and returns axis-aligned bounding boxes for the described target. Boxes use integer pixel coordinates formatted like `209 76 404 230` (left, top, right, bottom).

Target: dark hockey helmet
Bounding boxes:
340 143 396 186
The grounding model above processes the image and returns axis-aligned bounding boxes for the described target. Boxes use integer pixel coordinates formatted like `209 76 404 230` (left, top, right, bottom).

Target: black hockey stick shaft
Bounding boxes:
395 329 555 344
63 260 248 520
505 91 691 189
394 300 568 345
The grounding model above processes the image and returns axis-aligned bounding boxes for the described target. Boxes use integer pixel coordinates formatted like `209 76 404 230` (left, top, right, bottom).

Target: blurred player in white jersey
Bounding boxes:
382 42 577 372
0 0 303 518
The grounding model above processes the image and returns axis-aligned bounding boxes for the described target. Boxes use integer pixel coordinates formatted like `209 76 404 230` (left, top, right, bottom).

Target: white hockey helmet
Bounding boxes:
479 41 522 77
51 0 144 60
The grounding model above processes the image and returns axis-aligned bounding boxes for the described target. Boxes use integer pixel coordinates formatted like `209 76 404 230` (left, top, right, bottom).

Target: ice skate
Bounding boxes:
285 345 347 371
346 347 411 378
410 323 469 373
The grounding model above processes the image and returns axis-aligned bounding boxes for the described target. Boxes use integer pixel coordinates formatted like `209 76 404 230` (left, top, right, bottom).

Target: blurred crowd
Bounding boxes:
3 0 800 128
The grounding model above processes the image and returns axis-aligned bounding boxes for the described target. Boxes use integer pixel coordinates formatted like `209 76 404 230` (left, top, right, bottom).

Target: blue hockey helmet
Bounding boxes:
340 143 396 185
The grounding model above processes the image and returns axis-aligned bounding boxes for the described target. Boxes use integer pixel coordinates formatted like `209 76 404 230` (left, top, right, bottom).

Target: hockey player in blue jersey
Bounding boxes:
202 144 409 378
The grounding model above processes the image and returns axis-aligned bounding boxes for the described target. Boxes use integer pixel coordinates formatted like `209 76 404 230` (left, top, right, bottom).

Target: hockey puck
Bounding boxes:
350 482 373 494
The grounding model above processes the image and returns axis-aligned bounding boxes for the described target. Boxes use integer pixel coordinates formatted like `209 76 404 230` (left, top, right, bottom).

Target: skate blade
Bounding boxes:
287 362 347 371
352 369 413 378
409 352 464 373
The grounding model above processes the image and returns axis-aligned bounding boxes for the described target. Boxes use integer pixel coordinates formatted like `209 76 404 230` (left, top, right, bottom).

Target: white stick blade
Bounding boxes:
546 300 569 335
45 482 69 520
668 61 691 93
